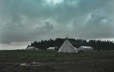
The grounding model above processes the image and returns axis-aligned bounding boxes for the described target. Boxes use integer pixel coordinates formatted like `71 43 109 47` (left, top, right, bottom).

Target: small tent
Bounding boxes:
78 46 94 52
58 39 78 53
26 46 39 50
47 47 56 50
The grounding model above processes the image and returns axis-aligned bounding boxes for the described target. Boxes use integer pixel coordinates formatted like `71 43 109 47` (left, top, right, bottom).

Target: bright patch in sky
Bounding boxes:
45 0 64 5
101 19 108 23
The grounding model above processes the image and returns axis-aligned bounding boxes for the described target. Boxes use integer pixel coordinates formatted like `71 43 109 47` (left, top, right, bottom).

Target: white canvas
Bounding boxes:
58 39 78 53
26 46 39 50
78 46 94 52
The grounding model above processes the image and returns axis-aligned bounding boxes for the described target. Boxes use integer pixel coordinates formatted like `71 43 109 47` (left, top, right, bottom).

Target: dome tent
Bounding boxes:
78 46 94 52
26 46 39 50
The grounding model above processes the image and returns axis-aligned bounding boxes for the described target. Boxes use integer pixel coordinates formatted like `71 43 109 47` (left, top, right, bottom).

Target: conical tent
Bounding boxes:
58 39 78 53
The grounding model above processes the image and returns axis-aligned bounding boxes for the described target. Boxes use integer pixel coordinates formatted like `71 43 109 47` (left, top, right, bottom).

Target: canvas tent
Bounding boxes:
58 39 78 53
78 46 94 52
47 47 56 50
26 46 39 50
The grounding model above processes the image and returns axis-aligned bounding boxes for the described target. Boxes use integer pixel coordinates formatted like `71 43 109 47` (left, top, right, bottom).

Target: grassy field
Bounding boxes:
0 50 114 62
0 50 114 72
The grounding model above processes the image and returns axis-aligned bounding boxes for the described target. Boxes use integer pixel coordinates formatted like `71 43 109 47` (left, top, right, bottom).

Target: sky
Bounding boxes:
0 0 114 50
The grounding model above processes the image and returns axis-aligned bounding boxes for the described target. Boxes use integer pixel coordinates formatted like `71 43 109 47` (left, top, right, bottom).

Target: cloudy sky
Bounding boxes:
0 0 114 50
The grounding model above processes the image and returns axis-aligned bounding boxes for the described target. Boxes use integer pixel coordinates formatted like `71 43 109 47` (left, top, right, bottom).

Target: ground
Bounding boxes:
0 50 114 72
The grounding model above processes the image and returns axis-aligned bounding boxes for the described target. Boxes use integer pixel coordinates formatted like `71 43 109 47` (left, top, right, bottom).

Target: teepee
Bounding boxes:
58 39 78 53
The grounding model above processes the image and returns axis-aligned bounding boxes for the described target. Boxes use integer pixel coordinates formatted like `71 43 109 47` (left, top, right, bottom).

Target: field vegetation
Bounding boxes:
0 50 114 63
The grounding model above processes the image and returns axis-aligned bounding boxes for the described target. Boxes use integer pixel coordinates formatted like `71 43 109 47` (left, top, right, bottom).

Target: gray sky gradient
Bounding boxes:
0 0 114 49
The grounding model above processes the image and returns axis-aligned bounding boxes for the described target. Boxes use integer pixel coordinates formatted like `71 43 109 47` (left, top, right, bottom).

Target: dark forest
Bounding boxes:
28 38 114 50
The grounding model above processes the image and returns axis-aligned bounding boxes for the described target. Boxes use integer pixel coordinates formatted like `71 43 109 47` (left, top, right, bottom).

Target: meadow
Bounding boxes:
0 50 114 63
0 50 114 72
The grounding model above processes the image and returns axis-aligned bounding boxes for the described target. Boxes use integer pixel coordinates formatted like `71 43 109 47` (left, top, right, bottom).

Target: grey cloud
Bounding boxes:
33 22 55 35
0 20 55 43
72 9 114 39
0 0 114 44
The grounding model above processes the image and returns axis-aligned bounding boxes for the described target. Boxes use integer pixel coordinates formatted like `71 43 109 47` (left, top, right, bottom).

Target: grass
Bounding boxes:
0 50 114 62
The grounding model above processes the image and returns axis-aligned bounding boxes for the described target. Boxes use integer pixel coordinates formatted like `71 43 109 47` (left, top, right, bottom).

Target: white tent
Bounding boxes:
78 46 94 52
26 46 39 50
58 39 78 53
47 47 56 50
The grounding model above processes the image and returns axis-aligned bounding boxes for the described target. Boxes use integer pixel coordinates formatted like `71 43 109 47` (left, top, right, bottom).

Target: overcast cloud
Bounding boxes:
0 0 114 49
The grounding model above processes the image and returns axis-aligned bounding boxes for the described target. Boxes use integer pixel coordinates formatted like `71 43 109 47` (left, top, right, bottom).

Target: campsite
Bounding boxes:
0 39 114 72
1 0 114 72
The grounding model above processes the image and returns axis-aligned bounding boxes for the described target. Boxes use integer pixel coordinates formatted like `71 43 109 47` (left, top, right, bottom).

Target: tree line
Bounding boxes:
28 38 114 50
